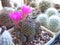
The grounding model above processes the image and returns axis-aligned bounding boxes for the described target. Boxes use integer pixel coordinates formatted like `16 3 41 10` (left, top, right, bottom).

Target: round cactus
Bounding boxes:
29 1 37 8
0 10 13 29
45 8 59 17
39 1 51 12
0 30 14 45
36 14 48 27
48 15 60 32
18 18 41 42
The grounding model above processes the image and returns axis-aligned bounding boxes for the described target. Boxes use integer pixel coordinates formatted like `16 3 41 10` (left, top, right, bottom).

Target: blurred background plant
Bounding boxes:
45 8 59 17
39 1 51 13
36 14 48 28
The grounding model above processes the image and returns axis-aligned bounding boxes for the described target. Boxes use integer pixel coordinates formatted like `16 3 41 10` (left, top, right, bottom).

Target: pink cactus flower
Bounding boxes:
9 11 21 22
21 5 32 15
9 11 22 28
21 5 32 24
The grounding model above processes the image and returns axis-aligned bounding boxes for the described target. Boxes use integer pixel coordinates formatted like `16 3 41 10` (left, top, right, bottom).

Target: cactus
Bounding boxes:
0 10 13 29
48 15 60 32
1 0 11 7
39 1 50 12
19 18 41 42
36 14 48 27
29 1 37 8
0 29 14 45
45 8 59 17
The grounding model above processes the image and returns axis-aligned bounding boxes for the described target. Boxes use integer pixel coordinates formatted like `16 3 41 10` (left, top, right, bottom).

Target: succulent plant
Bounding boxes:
29 1 37 8
19 18 41 42
45 8 59 17
39 1 51 12
48 15 60 32
0 10 13 29
36 14 48 27
0 29 14 45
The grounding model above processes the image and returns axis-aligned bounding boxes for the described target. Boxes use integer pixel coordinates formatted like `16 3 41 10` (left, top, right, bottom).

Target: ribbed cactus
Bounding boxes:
0 30 14 45
48 15 60 32
0 10 13 29
36 14 48 27
39 1 50 12
19 18 40 42
45 8 58 17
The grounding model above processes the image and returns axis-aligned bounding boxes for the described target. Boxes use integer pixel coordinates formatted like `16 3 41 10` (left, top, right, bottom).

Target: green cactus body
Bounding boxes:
39 1 50 12
19 18 40 42
20 19 40 36
48 15 60 32
45 8 58 17
36 14 48 27
21 21 36 36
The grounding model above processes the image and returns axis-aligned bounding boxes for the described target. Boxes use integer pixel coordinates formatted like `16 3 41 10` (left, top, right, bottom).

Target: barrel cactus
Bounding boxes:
19 18 41 42
45 8 59 17
39 1 50 12
48 15 60 32
0 10 13 29
36 14 48 27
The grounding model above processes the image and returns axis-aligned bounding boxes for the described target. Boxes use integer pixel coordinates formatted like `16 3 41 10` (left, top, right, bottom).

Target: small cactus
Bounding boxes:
29 1 37 8
0 10 13 29
19 18 41 42
45 8 59 17
0 27 14 45
36 14 48 27
39 1 51 12
48 15 60 32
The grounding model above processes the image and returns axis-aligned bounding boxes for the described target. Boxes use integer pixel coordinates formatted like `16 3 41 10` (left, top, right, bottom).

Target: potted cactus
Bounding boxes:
39 1 51 13
36 14 48 28
48 15 60 32
8 5 55 45
45 8 59 17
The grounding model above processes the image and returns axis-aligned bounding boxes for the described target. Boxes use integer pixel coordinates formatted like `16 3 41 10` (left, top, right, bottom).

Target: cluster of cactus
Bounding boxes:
36 13 60 32
0 10 13 29
18 18 41 42
39 1 51 12
48 15 60 32
45 8 59 17
36 14 48 27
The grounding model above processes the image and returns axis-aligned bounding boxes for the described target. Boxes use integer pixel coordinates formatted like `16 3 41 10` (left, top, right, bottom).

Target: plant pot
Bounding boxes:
49 31 60 45
40 26 55 45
